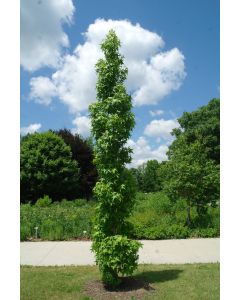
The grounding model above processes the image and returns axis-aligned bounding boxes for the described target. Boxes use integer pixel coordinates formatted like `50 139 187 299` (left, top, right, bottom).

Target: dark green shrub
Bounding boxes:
132 224 189 240
60 199 74 208
190 227 219 238
35 195 52 207
166 224 189 239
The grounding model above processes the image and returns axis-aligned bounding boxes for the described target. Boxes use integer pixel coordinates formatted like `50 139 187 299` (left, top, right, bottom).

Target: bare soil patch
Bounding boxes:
84 276 155 299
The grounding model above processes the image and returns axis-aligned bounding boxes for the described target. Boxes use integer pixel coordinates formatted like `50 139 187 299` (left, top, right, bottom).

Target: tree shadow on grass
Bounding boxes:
84 270 184 299
104 276 154 292
135 269 184 284
103 269 183 293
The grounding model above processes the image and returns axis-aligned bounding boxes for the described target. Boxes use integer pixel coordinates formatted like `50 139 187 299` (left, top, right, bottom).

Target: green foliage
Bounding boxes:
20 192 220 241
20 131 79 203
89 30 141 286
129 99 220 214
35 195 52 207
164 137 219 224
174 98 220 164
92 235 142 286
130 160 167 193
54 129 98 200
134 224 189 240
128 192 220 240
129 167 143 191
20 200 95 241
20 224 31 241
141 160 160 192
40 219 64 240
163 99 220 224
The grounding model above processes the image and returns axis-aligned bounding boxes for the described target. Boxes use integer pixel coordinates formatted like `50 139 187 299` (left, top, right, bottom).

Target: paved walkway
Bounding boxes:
20 238 219 266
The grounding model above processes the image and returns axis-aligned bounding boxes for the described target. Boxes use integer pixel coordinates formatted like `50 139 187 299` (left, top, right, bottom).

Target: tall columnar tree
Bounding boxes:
89 30 141 286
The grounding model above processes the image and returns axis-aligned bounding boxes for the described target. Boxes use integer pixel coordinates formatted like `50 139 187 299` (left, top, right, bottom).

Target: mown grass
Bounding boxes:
20 192 220 241
21 263 220 300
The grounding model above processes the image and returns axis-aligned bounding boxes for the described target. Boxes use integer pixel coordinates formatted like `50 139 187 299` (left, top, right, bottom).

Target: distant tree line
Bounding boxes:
20 98 220 223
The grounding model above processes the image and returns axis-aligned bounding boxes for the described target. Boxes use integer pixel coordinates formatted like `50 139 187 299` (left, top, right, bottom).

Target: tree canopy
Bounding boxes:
171 98 220 164
20 131 79 203
164 99 220 223
54 129 98 200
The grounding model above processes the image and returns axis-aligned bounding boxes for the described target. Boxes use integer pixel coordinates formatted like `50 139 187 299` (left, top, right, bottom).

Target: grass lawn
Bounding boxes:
21 263 219 300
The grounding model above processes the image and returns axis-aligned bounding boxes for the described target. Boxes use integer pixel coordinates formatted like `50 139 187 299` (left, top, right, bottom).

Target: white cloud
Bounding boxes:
149 109 164 117
29 19 186 112
86 19 164 60
127 136 168 168
30 77 57 105
144 118 180 141
20 123 42 135
132 48 186 106
71 115 91 137
21 0 74 71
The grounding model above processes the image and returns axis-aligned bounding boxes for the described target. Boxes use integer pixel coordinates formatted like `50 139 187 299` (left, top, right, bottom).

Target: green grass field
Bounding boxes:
21 263 219 300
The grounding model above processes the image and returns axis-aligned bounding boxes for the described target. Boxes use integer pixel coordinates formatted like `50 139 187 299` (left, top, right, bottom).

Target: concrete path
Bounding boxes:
20 238 219 266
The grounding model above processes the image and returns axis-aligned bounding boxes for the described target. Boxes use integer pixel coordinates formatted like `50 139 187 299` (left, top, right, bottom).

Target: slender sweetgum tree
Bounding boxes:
89 30 141 286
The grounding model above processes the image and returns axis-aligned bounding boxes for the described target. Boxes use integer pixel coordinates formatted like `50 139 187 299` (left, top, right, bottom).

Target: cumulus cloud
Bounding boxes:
144 118 179 142
29 19 186 112
21 0 75 71
30 77 57 105
149 109 164 117
132 48 186 105
71 115 91 137
127 136 168 168
20 123 42 135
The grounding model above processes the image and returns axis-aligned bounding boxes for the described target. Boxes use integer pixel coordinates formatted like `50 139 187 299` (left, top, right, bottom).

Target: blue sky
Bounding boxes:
20 0 219 167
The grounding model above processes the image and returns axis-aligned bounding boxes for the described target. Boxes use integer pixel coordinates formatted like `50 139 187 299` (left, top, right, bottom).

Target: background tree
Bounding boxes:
164 99 220 224
129 166 144 192
89 30 141 286
164 139 219 225
155 161 168 191
54 129 98 200
130 160 167 193
172 98 220 164
141 160 160 192
20 131 79 203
